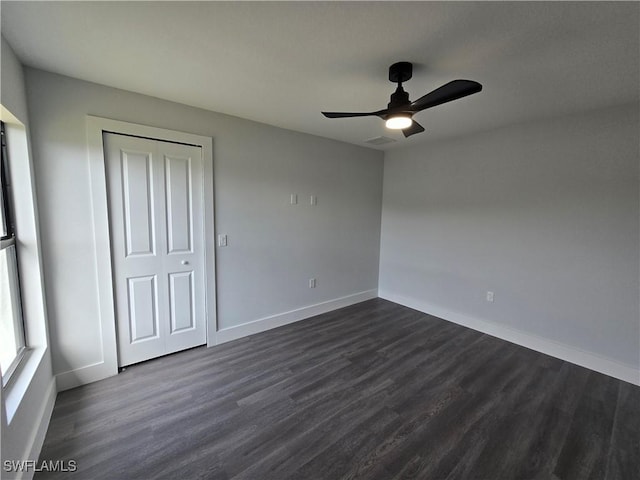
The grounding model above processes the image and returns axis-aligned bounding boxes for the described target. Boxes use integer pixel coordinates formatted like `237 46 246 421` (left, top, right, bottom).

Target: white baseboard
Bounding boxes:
55 360 118 392
14 378 57 480
379 291 640 386
216 289 378 344
55 290 378 387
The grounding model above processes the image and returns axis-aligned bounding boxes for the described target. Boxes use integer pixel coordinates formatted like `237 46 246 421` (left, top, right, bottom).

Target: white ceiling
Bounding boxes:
1 1 638 150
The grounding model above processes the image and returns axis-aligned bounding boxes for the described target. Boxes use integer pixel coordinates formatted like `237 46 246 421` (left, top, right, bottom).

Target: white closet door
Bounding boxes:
104 133 206 366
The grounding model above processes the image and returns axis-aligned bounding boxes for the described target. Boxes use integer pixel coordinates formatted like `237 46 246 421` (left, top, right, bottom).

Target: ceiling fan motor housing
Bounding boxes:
388 86 410 112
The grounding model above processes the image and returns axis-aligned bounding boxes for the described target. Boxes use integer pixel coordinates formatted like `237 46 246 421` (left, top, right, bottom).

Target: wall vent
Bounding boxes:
364 136 396 146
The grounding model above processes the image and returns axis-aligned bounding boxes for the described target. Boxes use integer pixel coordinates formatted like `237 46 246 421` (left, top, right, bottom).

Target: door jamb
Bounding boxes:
86 116 217 380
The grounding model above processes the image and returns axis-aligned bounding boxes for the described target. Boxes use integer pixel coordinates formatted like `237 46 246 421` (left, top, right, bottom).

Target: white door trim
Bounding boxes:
86 116 217 383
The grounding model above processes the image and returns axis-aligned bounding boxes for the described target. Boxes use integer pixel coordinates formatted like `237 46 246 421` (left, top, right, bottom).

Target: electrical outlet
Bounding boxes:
309 278 317 288
218 234 227 247
486 291 494 302
290 194 298 205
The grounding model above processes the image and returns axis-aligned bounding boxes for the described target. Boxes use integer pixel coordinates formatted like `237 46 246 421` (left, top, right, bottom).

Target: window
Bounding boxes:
0 120 26 385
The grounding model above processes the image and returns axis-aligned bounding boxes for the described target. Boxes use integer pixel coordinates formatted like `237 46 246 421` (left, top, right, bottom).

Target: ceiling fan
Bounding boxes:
322 62 482 137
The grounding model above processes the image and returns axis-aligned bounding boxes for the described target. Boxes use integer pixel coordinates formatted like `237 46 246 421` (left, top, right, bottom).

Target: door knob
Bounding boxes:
181 260 189 265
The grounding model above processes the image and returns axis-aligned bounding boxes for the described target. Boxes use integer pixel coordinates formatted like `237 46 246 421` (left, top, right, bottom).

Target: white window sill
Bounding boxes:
4 346 46 424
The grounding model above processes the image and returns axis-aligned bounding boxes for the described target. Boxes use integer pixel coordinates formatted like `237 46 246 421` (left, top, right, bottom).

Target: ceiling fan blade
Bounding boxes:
322 109 387 119
402 120 425 137
410 80 482 112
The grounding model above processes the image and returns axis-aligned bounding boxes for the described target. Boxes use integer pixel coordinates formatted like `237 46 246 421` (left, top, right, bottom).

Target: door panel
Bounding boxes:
159 140 205 355
165 155 192 254
104 133 206 366
127 275 159 342
169 271 195 333
121 150 156 257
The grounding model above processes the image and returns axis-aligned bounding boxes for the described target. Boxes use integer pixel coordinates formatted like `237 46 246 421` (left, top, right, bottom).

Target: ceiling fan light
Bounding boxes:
385 115 412 130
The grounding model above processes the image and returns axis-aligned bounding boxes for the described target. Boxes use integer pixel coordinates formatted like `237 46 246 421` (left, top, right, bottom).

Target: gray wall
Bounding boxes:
379 104 639 371
1 37 54 473
24 68 383 379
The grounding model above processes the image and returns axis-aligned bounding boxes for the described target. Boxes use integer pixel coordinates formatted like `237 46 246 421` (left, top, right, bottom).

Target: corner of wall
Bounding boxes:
379 290 640 386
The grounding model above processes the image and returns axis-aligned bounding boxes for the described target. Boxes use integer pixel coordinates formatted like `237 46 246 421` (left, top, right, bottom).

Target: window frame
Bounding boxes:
1 120 27 387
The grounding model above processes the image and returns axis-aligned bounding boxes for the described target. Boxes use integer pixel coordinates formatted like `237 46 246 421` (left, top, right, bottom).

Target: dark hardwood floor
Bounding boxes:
36 298 639 479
